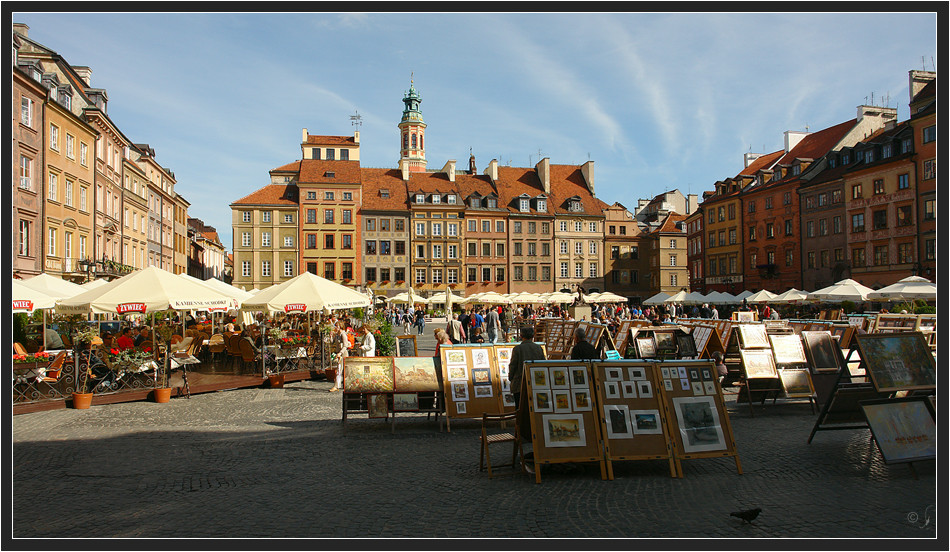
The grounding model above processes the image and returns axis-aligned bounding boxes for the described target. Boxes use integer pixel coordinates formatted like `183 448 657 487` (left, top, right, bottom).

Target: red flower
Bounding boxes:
143 347 152 353
110 348 119 355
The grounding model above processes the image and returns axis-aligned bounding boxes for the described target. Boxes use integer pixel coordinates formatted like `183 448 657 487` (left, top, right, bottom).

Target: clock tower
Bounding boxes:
398 78 427 173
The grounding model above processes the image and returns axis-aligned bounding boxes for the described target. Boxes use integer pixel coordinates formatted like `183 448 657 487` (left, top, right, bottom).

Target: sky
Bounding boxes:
14 10 938 252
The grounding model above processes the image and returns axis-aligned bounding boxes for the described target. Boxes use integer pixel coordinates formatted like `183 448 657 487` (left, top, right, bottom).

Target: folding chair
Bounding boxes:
39 351 69 384
479 412 525 478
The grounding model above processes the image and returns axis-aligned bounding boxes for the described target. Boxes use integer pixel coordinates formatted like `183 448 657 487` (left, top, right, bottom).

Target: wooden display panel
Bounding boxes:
614 320 635 356
735 347 782 415
524 360 608 484
854 332 936 393
395 335 418 357
493 343 518 413
590 360 676 479
689 324 716 359
439 344 505 424
654 359 742 477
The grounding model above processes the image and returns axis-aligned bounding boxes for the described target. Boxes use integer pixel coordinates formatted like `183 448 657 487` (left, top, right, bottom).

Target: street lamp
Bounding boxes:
78 258 94 283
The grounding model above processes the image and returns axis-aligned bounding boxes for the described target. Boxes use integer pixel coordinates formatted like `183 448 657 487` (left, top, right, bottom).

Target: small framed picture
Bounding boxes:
474 385 493 398
553 389 573 413
605 367 624 381
456 401 467 415
530 367 550 389
638 380 653 399
445 349 467 366
680 378 691 391
447 365 468 382
689 369 700 381
368 394 389 419
452 382 469 401
393 393 419 412
703 381 717 395
604 381 621 399
572 390 593 411
621 381 638 399
627 366 646 381
702 368 712 381
570 366 588 388
692 381 705 396
501 378 511 392
631 409 664 435
471 367 492 386
550 367 571 389
664 379 674 391
471 348 491 368
502 392 516 407
604 404 634 439
533 390 553 412
660 366 671 379
677 366 688 379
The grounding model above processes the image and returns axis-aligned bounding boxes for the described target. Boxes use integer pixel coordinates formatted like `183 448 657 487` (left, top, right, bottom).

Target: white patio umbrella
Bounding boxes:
508 292 543 304
770 288 809 304
704 291 739 305
664 290 689 303
13 279 58 313
866 276 937 301
744 290 778 304
734 290 754 301
642 292 670 306
682 291 708 305
389 290 430 305
428 288 464 308
178 274 249 310
241 271 371 313
806 279 875 303
544 292 576 304
593 291 627 303
80 279 110 291
471 291 512 305
19 273 87 300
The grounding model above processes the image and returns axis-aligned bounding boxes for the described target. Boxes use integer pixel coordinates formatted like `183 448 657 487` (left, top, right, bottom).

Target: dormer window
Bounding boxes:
446 194 456 204
58 88 71 110
829 157 837 168
326 148 335 160
432 194 441 204
324 171 335 178
519 198 530 212
865 149 874 163
569 200 582 212
842 153 850 164
536 199 547 212
312 148 320 159
881 144 892 158
415 194 425 204
380 189 390 198
469 197 480 208
340 149 349 161
486 198 497 209
791 165 800 176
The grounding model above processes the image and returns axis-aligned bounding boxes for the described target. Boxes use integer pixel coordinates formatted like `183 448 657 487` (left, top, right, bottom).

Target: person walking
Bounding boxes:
328 322 348 392
446 313 466 344
486 306 500 344
402 310 413 335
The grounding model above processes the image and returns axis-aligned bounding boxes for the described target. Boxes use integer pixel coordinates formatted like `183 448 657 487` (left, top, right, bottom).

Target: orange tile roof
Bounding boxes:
738 150 783 176
455 173 499 202
200 231 221 245
231 184 299 206
775 119 856 165
654 213 687 234
271 161 301 173
405 171 462 196
305 135 357 146
494 164 604 215
298 159 362 184
360 168 409 211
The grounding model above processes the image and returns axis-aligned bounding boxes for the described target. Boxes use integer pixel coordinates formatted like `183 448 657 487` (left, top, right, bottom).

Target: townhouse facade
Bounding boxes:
13 54 47 278
603 203 647 301
908 71 937 280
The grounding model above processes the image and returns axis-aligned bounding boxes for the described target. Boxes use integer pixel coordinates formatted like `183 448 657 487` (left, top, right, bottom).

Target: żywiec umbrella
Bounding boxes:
744 290 778 304
866 276 937 301
642 292 670 306
240 271 371 314
13 279 57 313
19 273 87 300
806 279 875 303
770 288 809 304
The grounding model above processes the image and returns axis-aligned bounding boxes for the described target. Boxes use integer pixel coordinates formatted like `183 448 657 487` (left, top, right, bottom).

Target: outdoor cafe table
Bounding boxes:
264 345 308 374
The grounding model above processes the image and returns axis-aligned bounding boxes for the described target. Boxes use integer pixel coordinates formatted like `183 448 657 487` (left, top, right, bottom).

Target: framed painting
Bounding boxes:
660 366 671 379
737 324 770 348
604 380 621 400
627 366 647 381
368 393 389 419
739 348 778 379
444 349 468 366
396 335 417 357
530 366 550 389
471 348 491 369
735 311 756 323
680 378 691 391
631 409 663 435
571 390 593 411
604 366 624 381
801 331 841 373
621 381 638 399
446 364 468 382
533 389 553 412
542 414 587 448
636 337 656 358
343 357 394 392
603 405 634 439
676 333 697 357
455 401 467 415
474 384 493 398
550 366 571 389
691 381 704 396
664 379 674 391
495 347 512 367
653 331 675 350
703 381 717 395
451 381 469 401
855 333 936 393
393 357 441 392
471 367 492 386
502 391 516 407
779 368 815 398
769 334 807 365
637 380 653 399
393 392 419 412
672 396 727 453
861 397 936 464
569 366 589 389
553 389 573 413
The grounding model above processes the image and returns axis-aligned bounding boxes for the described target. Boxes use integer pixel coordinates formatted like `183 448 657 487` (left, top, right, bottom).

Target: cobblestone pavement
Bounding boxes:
11 325 941 541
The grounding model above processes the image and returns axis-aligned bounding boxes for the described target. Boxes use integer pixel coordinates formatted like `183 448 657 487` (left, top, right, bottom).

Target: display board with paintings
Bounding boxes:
735 347 782 414
654 360 742 477
590 361 676 479
633 334 657 359
732 311 757 322
768 334 808 367
439 343 528 426
674 331 698 359
860 396 936 466
736 324 771 349
614 320 635 357
342 356 445 429
493 343 518 413
523 360 608 484
854 332 936 393
688 324 723 361
800 330 846 375
543 321 577 360
390 356 445 430
395 335 418 357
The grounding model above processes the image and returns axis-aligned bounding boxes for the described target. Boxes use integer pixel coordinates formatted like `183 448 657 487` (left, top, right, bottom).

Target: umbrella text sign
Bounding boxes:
116 303 148 314
13 300 34 312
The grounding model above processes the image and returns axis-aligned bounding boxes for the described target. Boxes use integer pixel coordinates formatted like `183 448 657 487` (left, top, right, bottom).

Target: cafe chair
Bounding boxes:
14 342 28 356
479 411 525 478
39 351 68 384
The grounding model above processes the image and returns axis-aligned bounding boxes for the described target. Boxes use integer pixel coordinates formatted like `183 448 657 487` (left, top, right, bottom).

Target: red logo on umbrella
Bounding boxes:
13 300 33 311
284 304 307 313
117 303 147 314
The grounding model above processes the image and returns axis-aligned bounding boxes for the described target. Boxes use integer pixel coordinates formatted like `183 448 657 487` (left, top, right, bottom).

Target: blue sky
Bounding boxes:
15 11 937 252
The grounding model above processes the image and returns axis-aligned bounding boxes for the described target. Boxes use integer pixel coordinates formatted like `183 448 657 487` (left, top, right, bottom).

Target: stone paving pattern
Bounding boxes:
12 324 940 540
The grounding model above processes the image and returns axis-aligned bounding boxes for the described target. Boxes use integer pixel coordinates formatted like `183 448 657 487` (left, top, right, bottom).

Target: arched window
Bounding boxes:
419 135 423 150
403 133 408 150
411 134 417 149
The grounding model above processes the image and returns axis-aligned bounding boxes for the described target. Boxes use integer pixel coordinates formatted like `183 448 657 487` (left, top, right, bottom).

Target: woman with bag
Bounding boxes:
328 322 348 392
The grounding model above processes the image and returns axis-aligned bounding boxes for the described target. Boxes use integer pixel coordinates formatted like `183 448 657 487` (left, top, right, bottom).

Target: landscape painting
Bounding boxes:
393 357 441 392
542 414 586 448
856 333 936 393
343 357 394 392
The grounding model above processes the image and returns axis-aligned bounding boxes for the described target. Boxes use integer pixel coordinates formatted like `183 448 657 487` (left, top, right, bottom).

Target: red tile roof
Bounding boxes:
360 168 409 211
231 184 299 206
298 159 362 184
405 171 462 196
305 135 357 146
654 213 687 234
775 119 856 165
738 150 783 176
200 231 221 245
493 164 605 216
271 160 301 173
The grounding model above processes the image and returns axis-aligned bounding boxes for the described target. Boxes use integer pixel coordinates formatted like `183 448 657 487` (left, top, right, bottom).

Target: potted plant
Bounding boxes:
70 324 100 409
152 323 175 402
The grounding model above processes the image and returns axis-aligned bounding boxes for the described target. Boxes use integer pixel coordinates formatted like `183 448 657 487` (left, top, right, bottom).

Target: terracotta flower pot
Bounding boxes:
268 374 285 388
153 387 172 403
72 392 93 409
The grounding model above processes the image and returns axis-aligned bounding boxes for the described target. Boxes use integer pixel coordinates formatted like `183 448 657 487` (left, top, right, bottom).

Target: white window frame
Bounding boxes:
242 260 251 277
261 232 271 247
284 260 294 277
21 97 33 127
261 260 271 277
242 211 251 223
283 236 294 248
49 124 59 151
48 173 58 201
48 227 57 257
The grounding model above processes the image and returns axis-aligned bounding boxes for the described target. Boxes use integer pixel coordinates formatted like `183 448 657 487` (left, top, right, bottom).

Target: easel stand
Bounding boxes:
807 347 888 444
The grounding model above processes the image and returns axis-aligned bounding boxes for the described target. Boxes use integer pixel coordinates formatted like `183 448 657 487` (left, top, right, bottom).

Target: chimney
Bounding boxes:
909 70 936 102
469 153 476 174
399 159 410 181
302 128 308 143
483 159 499 183
441 160 456 182
12 23 28 38
784 131 808 153
354 130 360 144
73 66 92 86
743 152 763 168
535 157 550 194
687 193 698 215
581 160 595 195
